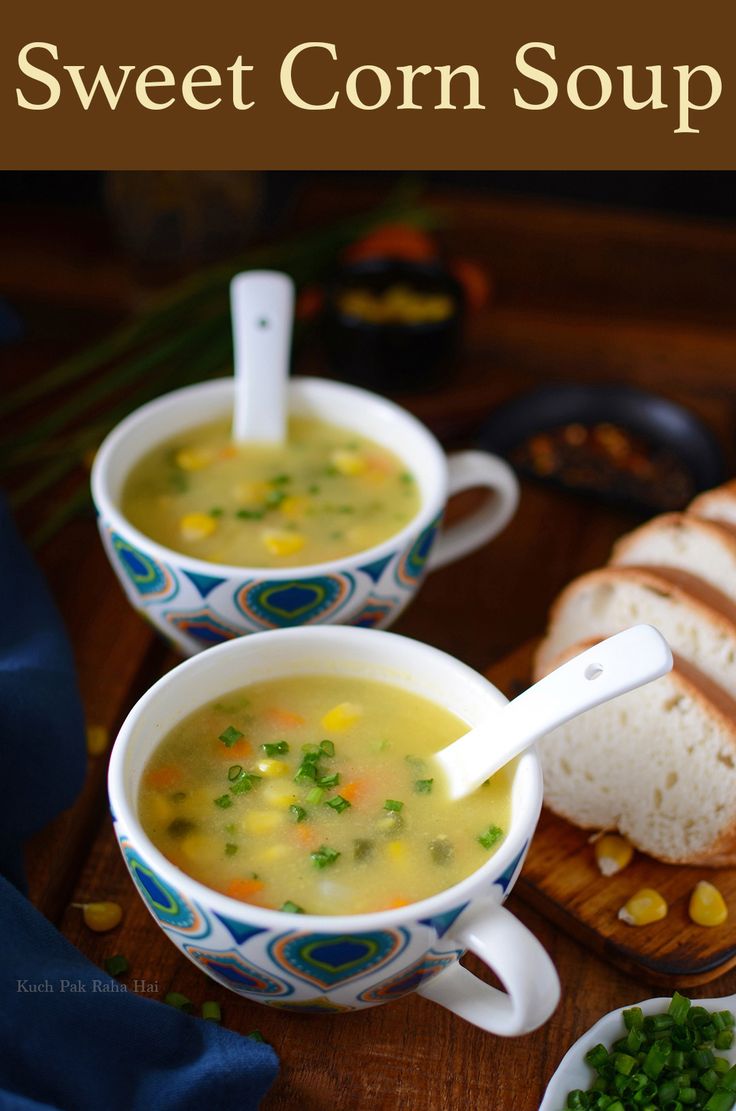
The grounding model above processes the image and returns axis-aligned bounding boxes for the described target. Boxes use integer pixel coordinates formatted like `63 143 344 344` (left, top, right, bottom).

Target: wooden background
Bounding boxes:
5 177 736 1110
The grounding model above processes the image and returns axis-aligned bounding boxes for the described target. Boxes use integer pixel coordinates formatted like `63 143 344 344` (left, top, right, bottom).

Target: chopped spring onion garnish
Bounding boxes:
306 786 325 805
209 507 224 518
214 794 233 809
301 743 320 755
262 741 289 756
167 817 196 839
104 955 129 977
318 773 340 788
565 992 736 1110
384 800 404 812
326 795 351 813
225 843 238 856
236 508 265 520
201 1001 221 1022
227 764 244 782
414 779 434 794
477 825 503 850
311 845 340 869
280 900 305 914
218 726 244 748
289 804 307 823
230 773 260 796
319 739 335 757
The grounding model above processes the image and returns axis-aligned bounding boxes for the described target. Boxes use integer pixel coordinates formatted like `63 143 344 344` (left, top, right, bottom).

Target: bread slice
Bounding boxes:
610 513 736 609
533 566 736 697
690 479 736 528
538 639 736 865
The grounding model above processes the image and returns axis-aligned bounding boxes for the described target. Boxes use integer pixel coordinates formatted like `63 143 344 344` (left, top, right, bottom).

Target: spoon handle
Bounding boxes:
231 270 295 443
438 625 672 799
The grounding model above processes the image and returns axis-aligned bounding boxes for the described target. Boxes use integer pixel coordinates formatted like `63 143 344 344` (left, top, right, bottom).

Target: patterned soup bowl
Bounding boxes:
108 626 560 1034
91 377 518 655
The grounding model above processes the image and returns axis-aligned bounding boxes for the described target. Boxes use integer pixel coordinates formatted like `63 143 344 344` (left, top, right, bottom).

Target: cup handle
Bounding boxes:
417 898 560 1035
426 452 519 572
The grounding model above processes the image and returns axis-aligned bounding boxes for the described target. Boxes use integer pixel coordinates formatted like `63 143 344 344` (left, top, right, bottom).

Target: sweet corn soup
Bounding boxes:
121 416 420 568
139 675 513 915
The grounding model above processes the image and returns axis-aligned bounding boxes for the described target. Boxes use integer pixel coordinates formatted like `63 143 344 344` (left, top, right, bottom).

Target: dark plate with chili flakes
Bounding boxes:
478 384 724 513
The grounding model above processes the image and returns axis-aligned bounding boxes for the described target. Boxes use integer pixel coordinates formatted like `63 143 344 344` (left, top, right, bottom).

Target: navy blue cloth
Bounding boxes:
0 497 279 1109
0 497 86 890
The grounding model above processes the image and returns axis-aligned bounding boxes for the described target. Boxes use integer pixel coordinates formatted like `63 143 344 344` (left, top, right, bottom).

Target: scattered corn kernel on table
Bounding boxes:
7 179 736 1110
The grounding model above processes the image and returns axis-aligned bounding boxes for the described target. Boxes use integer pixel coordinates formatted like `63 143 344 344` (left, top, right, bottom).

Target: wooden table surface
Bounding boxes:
6 178 736 1110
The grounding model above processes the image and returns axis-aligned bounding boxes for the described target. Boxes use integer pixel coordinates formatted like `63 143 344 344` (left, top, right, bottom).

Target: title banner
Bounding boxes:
2 0 735 169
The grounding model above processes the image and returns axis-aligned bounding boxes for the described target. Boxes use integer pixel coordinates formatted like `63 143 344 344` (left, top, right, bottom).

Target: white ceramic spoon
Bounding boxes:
540 992 736 1111
434 624 672 800
230 270 295 444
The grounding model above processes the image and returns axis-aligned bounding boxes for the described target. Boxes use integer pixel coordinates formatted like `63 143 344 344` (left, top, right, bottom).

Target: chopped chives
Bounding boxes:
301 743 320 755
225 843 238 856
319 739 335 756
227 764 244 782
104 954 129 977
310 845 340 868
214 794 233 809
236 508 265 520
209 507 224 517
167 817 196 839
567 995 736 1110
414 779 434 794
170 790 187 803
270 474 291 485
262 741 289 756
400 472 414 484
326 795 351 813
318 773 340 788
295 763 318 784
201 1001 221 1022
230 773 259 795
306 786 325 805
164 992 193 1013
218 725 244 748
384 800 404 812
477 825 503 850
289 804 307 823
280 900 305 914
265 488 286 508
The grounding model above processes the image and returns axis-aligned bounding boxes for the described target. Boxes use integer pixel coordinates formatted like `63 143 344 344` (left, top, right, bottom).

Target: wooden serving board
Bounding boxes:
486 640 736 989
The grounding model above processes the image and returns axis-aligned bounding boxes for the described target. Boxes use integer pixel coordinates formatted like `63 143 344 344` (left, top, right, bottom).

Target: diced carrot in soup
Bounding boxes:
145 765 181 790
263 708 304 729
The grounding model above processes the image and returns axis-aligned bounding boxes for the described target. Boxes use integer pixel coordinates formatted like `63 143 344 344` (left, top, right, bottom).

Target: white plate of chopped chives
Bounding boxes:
541 991 736 1111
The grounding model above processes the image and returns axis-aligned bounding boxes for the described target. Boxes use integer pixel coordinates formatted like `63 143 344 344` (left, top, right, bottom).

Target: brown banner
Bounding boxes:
1 0 735 169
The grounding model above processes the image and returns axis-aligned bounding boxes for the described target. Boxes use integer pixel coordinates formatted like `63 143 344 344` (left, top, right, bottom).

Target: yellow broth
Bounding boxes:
138 675 514 916
121 416 420 568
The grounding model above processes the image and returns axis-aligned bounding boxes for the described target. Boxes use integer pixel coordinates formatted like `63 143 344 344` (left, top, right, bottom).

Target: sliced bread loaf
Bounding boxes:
690 479 736 528
610 513 736 608
533 565 736 696
538 639 736 865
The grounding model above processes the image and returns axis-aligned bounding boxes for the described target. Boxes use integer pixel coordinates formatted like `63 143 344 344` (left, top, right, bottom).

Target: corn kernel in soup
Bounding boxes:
138 675 513 916
121 416 420 568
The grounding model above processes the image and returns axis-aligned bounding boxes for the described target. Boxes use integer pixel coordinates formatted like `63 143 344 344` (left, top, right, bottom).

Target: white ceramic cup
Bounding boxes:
91 377 518 655
108 625 560 1034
